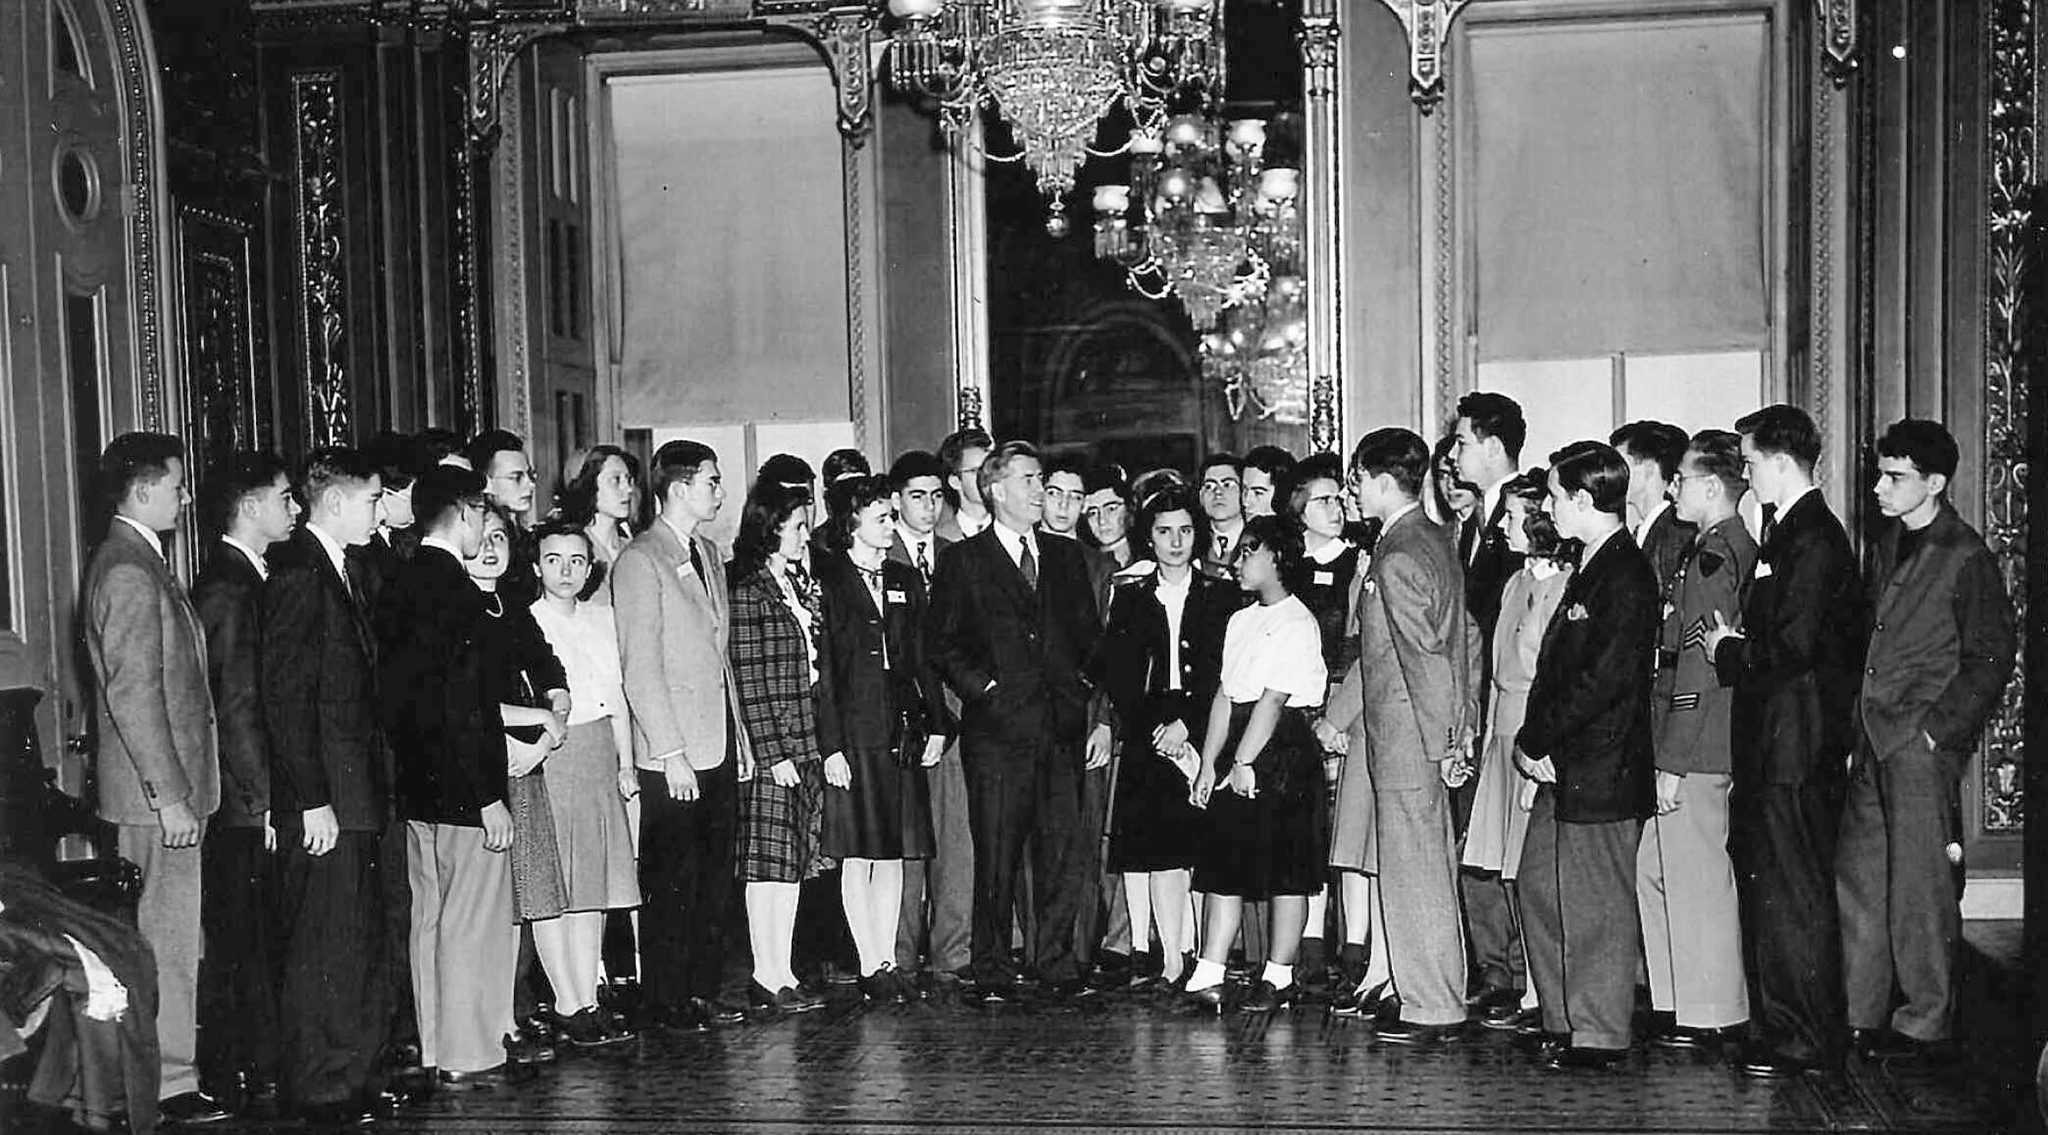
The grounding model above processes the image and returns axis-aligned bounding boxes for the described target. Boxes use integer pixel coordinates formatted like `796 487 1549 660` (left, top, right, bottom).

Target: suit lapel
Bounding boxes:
974 530 1038 619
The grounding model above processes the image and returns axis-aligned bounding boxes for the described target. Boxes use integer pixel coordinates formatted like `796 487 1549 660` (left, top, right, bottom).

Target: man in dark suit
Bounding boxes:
1451 392 1529 1013
934 428 993 544
1703 404 1865 1077
377 467 525 1087
1839 420 2014 1061
927 440 1107 1003
886 450 969 986
1611 420 1697 590
192 451 296 1110
262 447 394 1124
1195 454 1246 582
1636 431 1754 1048
1328 428 1481 1046
84 433 229 1126
1515 441 1661 1069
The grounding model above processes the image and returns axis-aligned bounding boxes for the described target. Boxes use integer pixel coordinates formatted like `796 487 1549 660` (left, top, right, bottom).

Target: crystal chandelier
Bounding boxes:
883 0 1226 234
1094 112 1308 421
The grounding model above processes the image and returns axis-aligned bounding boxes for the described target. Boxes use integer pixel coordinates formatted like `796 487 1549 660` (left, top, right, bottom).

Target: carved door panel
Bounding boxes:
0 0 168 787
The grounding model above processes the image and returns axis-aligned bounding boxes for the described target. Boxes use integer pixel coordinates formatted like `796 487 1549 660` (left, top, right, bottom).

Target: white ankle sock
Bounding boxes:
1262 961 1294 989
1186 959 1228 992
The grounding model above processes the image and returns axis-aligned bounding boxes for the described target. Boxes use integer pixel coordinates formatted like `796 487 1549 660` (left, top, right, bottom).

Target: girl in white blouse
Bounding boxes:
528 519 642 1046
1184 516 1330 1014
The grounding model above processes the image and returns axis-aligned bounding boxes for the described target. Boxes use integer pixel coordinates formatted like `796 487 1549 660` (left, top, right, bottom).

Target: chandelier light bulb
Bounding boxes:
1165 0 1212 12
1093 184 1131 215
1157 167 1194 200
888 0 945 17
1227 118 1267 153
1128 131 1165 156
1165 115 1207 150
1257 167 1300 203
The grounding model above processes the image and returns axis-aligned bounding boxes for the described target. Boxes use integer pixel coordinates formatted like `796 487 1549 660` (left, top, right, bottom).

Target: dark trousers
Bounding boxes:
1462 867 1525 992
961 729 1086 986
1518 791 1641 1051
638 762 738 1007
378 817 418 1049
197 824 280 1090
898 743 974 974
1838 743 1962 1041
275 825 390 1108
1070 763 1113 970
1732 779 1845 1062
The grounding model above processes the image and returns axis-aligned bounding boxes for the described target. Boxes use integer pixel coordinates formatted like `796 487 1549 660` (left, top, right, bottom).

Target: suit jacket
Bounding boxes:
191 539 269 826
375 545 506 826
934 506 988 547
346 526 414 616
1331 507 1482 793
1711 489 1866 786
615 518 745 772
261 525 387 831
814 553 952 758
888 529 952 587
1652 515 1756 777
1464 492 1527 639
1197 522 1247 584
1043 532 1117 626
1089 565 1235 743
1857 504 2015 765
83 520 219 825
1517 528 1660 823
1639 505 1698 595
729 564 825 770
927 526 1101 747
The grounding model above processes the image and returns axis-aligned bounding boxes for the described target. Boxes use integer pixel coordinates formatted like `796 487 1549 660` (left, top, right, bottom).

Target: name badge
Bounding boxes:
1313 570 1335 586
886 589 908 604
675 561 698 582
1754 562 1775 580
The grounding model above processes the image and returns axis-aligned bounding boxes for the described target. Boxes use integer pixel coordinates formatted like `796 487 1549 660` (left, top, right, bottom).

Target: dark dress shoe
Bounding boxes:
1651 1024 1740 1050
1181 984 1228 1015
503 1025 557 1065
858 969 910 1005
774 984 825 1014
1737 1043 1824 1079
746 980 781 1011
160 1090 233 1125
557 1005 633 1047
1375 1018 1466 1047
1481 1003 1541 1031
1469 985 1521 1014
1859 1031 1952 1063
1544 1045 1629 1071
1332 979 1390 1019
437 1063 534 1090
1239 980 1295 1014
693 995 747 1025
1047 978 1100 1002
1513 1028 1569 1056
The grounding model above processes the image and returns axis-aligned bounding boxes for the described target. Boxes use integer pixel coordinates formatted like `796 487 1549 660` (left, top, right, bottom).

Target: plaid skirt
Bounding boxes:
737 760 833 884
508 769 568 920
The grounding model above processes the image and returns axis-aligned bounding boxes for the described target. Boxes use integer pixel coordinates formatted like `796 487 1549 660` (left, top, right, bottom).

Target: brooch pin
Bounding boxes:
1566 603 1589 621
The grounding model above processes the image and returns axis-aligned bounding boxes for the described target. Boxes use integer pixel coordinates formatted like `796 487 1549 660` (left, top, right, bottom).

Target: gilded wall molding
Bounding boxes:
1816 0 1856 84
1809 70 1835 445
1300 0 1342 454
945 124 990 433
110 0 173 432
292 69 351 447
493 57 534 443
1372 0 1472 113
842 133 874 451
1981 0 2034 834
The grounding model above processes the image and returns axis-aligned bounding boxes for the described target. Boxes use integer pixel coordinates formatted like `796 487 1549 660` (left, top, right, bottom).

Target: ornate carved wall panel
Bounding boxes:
178 208 260 475
291 69 351 448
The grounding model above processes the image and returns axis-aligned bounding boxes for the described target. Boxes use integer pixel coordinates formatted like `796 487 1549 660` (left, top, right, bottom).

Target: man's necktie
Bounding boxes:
915 541 931 584
1759 503 1779 546
1459 515 1479 565
1019 540 1038 591
688 539 709 595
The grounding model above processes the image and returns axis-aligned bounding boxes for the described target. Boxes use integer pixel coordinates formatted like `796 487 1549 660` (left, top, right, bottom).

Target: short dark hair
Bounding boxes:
531 514 602 600
938 428 994 478
1239 514 1305 586
1875 418 1960 481
977 440 1040 499
1686 429 1749 500
732 482 812 579
822 448 870 484
555 444 643 530
419 427 467 466
650 440 717 504
1133 484 1210 561
201 450 289 535
1549 441 1630 518
823 474 895 553
1348 428 1429 499
1244 444 1297 484
1456 391 1527 462
1282 451 1344 520
1044 452 1089 485
888 449 946 489
1131 467 1187 505
1609 420 1691 484
464 429 526 477
413 464 487 533
362 430 425 493
1505 467 1574 563
299 446 376 510
756 453 815 495
99 432 184 511
1733 404 1822 472
1084 462 1130 497
1197 452 1244 481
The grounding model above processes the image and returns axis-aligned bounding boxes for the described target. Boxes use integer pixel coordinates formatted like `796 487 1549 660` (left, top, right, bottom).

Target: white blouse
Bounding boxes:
1154 569 1192 691
1218 595 1327 708
529 599 626 726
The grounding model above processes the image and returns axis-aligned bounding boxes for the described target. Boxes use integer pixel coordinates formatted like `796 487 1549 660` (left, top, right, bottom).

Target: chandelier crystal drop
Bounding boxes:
883 0 1226 232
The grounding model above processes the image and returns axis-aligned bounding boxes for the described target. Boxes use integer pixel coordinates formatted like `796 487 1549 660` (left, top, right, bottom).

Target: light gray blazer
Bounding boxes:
84 518 220 824
613 517 749 773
